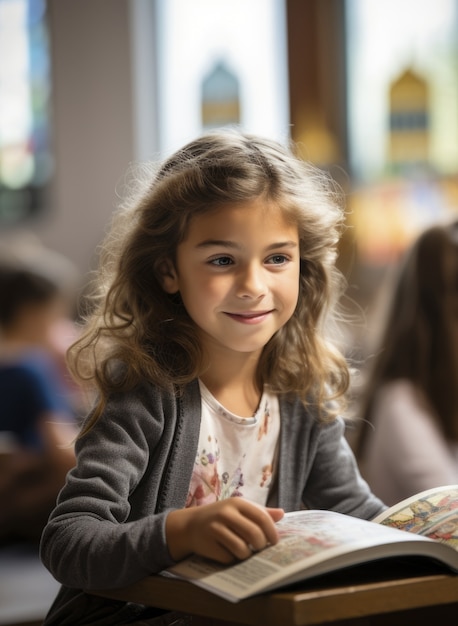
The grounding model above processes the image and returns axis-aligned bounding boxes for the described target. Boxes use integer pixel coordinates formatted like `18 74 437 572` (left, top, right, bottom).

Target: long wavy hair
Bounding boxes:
68 130 350 432
356 220 458 456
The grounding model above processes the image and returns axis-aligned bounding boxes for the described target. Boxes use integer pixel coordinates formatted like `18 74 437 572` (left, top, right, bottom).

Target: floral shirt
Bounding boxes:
186 381 280 508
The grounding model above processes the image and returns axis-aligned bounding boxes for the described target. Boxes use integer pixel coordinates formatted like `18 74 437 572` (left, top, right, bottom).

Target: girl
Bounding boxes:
355 221 458 505
40 131 385 625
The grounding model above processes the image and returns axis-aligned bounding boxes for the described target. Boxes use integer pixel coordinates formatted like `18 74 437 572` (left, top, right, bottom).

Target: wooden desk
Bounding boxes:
93 570 458 625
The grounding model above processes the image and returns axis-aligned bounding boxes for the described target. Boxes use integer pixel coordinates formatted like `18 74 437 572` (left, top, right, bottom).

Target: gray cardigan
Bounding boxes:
40 379 385 624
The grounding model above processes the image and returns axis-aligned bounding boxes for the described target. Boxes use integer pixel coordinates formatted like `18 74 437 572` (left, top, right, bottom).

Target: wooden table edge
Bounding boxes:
90 572 458 626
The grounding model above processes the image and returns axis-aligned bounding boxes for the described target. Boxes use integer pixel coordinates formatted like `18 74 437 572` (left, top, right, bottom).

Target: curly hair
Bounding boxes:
68 130 350 431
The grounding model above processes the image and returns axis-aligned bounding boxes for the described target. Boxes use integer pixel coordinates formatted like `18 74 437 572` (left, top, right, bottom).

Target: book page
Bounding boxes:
373 485 458 551
166 509 434 602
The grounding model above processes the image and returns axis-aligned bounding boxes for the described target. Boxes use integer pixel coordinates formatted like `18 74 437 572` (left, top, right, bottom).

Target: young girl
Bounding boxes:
355 221 458 505
40 130 385 625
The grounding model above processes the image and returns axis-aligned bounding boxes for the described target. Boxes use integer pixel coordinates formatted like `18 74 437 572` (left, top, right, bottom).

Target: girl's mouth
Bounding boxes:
224 311 272 324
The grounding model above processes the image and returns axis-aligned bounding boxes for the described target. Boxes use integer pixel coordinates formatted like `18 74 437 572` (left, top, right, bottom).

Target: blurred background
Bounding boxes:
1 0 458 338
1 0 458 303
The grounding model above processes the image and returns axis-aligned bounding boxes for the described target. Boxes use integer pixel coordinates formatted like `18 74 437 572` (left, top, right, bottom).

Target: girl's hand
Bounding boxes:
166 499 284 564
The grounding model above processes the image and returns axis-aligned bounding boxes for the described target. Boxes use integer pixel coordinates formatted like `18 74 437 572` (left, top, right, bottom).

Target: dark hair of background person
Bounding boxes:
355 220 458 457
0 265 60 329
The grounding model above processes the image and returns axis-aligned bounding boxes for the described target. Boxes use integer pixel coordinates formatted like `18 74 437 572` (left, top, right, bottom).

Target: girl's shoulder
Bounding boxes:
84 378 201 430
278 392 343 431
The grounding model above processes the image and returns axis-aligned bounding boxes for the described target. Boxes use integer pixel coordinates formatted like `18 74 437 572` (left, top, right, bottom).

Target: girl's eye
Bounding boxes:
210 256 233 267
267 254 289 265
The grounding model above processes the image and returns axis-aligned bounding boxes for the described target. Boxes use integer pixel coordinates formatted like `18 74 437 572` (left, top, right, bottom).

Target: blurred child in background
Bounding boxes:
356 220 458 505
0 235 80 543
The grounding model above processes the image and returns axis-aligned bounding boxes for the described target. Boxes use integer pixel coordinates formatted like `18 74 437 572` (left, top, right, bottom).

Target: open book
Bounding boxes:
165 485 458 602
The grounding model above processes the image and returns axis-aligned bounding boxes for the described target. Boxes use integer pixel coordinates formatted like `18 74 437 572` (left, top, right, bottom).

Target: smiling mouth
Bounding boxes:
224 311 273 324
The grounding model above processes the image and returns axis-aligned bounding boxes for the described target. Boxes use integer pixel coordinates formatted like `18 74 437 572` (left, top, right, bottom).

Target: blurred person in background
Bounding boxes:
0 235 81 544
355 220 458 505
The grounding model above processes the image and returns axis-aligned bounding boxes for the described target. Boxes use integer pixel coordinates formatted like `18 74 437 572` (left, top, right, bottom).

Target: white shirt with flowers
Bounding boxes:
186 380 280 508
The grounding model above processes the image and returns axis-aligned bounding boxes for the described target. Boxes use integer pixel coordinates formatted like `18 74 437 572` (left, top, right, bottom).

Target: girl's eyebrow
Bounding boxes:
196 239 298 251
196 239 239 249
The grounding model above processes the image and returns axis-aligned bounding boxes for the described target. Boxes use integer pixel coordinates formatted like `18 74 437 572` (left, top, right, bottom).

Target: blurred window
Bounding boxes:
346 0 458 183
345 0 458 267
0 0 52 225
155 0 289 155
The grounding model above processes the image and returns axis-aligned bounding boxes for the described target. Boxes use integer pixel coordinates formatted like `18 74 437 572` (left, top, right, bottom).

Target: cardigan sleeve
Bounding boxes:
302 416 386 519
40 386 182 590
276 395 385 519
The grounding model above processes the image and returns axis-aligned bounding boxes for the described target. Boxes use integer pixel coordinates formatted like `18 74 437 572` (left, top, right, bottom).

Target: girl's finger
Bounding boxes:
213 507 274 555
208 521 255 561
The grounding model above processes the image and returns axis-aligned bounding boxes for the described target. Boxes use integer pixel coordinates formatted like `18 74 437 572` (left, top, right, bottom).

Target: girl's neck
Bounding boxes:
200 354 262 418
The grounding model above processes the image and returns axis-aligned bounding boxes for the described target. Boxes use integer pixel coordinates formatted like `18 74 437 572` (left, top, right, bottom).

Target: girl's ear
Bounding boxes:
156 258 180 294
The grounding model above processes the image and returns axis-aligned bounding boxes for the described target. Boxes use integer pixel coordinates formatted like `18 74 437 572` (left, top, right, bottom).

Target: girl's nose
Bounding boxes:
236 264 266 299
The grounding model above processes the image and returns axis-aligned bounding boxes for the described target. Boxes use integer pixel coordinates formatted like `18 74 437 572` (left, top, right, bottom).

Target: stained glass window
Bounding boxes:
346 0 458 266
0 0 52 225
155 0 288 155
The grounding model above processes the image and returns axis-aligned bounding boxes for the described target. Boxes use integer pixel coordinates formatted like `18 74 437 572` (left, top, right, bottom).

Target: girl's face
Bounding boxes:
162 197 300 361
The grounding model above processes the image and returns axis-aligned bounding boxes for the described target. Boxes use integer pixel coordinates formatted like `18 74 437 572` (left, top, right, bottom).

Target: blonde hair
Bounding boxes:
69 130 349 431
